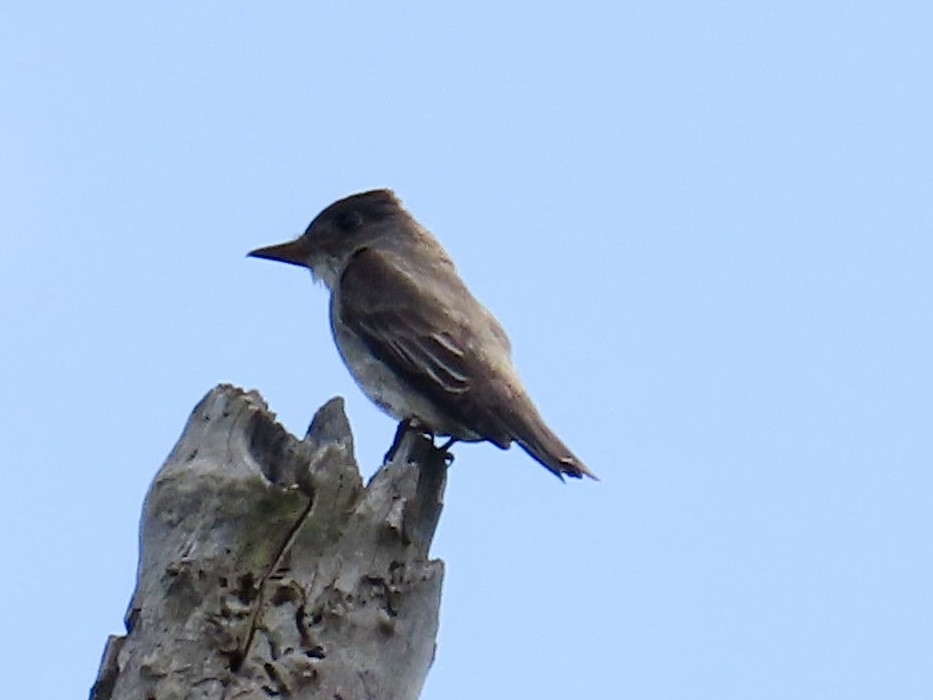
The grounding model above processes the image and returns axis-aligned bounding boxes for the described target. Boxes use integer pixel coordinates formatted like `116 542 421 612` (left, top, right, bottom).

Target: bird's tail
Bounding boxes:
498 397 598 481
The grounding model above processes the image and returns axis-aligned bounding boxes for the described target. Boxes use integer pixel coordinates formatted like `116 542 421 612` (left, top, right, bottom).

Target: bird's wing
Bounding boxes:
337 246 514 446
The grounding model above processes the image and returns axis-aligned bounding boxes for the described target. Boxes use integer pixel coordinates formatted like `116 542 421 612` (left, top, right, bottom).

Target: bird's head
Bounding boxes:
248 189 404 288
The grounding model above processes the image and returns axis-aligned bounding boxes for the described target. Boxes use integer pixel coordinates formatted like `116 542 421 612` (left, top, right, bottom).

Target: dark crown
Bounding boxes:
307 189 402 235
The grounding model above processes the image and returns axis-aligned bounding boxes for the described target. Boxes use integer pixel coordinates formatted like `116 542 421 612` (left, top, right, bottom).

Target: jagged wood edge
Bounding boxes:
91 384 448 700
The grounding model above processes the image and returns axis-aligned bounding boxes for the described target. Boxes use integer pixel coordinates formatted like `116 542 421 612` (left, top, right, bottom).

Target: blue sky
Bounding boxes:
2 3 931 698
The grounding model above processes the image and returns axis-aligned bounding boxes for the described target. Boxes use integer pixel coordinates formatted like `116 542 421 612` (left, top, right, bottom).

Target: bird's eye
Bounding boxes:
334 211 363 233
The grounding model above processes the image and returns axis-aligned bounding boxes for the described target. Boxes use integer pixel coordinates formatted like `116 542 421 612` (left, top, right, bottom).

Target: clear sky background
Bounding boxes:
2 3 931 698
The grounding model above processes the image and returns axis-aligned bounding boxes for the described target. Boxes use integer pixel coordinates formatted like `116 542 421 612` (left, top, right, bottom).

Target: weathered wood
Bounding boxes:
91 384 447 700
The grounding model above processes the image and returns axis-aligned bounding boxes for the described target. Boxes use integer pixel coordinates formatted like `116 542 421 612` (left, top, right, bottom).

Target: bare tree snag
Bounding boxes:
91 384 447 700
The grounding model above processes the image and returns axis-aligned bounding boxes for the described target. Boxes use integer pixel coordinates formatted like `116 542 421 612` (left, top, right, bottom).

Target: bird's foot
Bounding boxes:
384 420 457 467
435 436 457 466
384 419 416 464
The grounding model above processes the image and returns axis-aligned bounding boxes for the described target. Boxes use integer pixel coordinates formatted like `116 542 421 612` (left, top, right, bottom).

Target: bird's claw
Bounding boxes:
385 420 457 467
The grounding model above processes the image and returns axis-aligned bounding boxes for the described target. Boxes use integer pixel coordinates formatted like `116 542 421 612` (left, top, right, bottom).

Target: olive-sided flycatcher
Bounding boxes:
249 189 595 480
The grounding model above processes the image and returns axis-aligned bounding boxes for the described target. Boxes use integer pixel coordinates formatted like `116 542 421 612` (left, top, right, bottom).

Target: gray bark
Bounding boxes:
91 384 447 700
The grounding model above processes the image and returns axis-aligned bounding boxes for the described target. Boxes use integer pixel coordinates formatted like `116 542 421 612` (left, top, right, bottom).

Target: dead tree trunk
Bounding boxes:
91 384 447 700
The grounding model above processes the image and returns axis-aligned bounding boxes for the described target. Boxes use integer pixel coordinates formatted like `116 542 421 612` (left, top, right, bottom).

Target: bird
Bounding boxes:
248 189 595 480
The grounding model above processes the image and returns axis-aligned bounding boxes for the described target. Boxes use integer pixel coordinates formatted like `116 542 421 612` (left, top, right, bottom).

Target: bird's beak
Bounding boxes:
247 238 310 268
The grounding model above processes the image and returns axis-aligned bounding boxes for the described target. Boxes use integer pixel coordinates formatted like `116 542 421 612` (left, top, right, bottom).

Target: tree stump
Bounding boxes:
91 384 447 700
